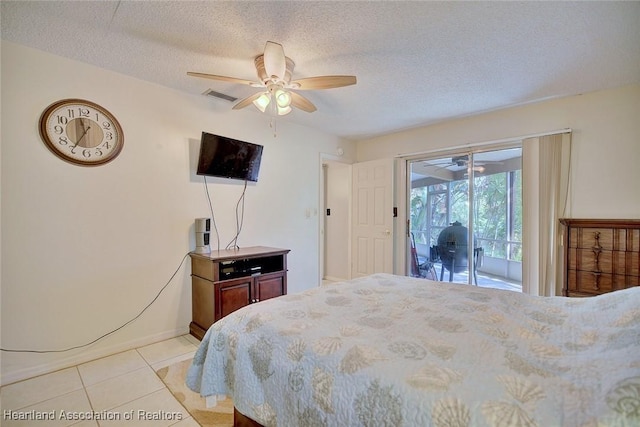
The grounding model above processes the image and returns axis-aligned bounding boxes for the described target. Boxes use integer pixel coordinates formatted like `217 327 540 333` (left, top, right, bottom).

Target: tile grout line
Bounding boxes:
1 336 201 426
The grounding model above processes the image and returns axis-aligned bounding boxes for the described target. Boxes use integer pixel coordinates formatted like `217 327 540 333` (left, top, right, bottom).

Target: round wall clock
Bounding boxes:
39 99 124 166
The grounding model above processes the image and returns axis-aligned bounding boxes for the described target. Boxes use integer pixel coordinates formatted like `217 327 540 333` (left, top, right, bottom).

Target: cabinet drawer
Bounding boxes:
568 248 640 276
625 275 640 287
630 252 640 276
567 248 613 273
191 256 216 281
568 228 618 250
628 229 640 252
566 270 633 295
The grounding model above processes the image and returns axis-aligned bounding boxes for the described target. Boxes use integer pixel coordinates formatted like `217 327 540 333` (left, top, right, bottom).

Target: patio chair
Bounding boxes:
410 233 437 280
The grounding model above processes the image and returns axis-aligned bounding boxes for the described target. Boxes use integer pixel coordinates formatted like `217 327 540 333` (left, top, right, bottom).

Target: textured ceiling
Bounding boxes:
2 1 640 140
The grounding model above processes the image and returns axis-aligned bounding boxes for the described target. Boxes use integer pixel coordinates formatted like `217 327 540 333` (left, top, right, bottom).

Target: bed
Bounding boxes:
186 273 640 426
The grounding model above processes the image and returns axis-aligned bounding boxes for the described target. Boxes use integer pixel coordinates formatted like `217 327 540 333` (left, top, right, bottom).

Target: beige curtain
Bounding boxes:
522 133 571 296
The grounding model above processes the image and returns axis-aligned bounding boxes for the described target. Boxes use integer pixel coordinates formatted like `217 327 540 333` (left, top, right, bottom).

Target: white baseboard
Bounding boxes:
1 327 189 386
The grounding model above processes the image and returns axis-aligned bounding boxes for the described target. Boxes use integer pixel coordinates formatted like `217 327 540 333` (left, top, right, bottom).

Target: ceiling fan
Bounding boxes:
424 155 503 171
421 155 505 176
188 41 357 115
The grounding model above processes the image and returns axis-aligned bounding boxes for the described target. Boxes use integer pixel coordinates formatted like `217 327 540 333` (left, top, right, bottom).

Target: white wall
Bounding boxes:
356 84 640 219
0 41 355 384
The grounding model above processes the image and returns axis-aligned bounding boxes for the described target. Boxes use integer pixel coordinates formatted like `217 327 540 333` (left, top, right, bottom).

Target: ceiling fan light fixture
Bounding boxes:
277 105 292 116
275 89 292 108
253 92 271 112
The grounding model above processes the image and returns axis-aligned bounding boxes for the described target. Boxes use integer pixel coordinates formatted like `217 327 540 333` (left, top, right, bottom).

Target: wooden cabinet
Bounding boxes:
189 246 290 340
560 219 640 297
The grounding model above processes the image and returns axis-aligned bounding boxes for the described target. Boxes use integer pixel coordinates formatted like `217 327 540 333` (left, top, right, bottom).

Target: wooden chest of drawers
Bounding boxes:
560 219 640 297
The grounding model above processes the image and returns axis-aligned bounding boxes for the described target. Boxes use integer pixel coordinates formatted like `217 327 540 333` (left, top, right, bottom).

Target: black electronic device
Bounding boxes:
218 255 283 280
197 132 263 182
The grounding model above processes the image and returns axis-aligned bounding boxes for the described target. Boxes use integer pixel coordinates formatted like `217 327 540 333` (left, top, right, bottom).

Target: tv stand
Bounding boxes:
189 246 290 340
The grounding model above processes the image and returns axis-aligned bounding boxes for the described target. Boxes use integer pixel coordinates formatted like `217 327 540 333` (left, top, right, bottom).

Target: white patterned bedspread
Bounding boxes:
186 273 640 427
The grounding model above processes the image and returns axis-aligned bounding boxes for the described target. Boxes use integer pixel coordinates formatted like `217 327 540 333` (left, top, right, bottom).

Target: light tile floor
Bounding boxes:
1 335 201 427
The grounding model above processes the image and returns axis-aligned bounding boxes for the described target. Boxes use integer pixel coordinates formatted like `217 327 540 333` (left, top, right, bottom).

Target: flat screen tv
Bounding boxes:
196 132 263 182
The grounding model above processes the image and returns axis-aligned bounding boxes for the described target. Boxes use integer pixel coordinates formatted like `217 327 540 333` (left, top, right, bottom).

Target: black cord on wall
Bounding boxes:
0 253 190 353
226 179 248 250
2 177 249 353
201 176 247 251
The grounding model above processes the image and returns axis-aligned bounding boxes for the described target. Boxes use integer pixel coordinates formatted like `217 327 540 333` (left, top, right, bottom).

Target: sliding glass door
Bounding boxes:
407 145 522 290
409 154 471 285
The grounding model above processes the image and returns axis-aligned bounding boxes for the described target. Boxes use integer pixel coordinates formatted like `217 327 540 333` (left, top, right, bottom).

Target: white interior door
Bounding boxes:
351 158 394 277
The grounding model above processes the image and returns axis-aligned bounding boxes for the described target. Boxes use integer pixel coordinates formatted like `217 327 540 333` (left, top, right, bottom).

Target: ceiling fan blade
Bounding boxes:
289 92 317 112
430 164 456 172
290 75 357 90
187 72 256 86
475 160 504 165
423 159 454 166
263 41 286 81
232 92 263 110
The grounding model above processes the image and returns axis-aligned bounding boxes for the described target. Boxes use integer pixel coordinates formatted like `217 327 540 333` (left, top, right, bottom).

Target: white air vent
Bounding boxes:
202 89 237 102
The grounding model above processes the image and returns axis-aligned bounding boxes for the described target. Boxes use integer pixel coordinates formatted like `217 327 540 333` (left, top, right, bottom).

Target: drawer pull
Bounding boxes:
591 231 602 272
591 271 601 290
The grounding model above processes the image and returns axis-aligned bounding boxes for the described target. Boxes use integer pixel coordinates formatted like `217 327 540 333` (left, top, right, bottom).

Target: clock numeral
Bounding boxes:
54 125 64 135
58 136 69 146
105 131 113 140
95 147 103 157
102 121 112 130
56 115 68 125
82 149 92 158
102 140 112 150
66 109 75 119
78 108 90 117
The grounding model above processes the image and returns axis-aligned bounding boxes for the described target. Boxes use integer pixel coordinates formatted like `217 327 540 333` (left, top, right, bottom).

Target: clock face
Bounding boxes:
39 99 124 166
